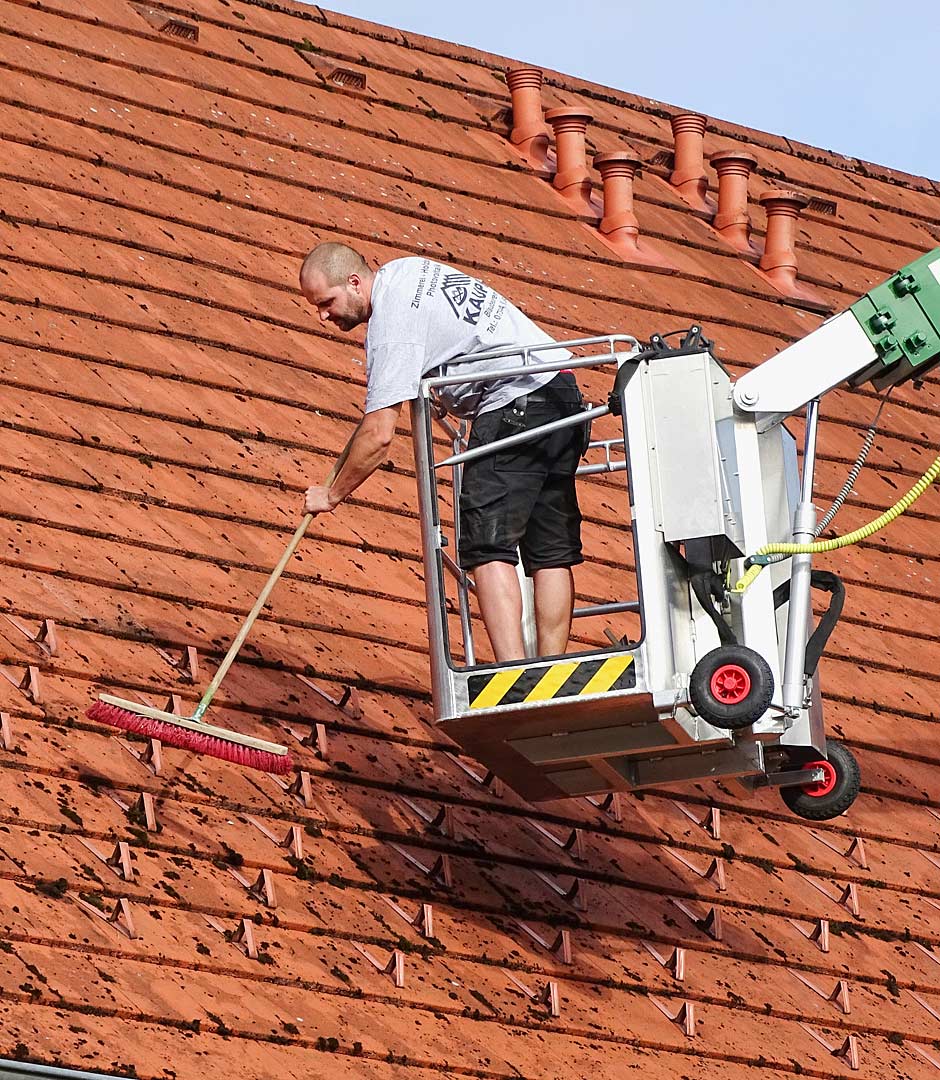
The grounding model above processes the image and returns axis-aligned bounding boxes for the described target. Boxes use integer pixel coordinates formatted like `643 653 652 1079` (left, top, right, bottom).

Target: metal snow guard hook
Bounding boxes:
428 334 640 470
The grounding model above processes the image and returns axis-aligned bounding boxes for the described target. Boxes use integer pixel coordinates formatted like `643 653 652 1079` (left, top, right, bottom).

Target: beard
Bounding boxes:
332 296 367 332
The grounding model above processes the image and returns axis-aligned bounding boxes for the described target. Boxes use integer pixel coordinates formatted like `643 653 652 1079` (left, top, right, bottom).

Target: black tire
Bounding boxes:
689 645 774 730
781 741 860 821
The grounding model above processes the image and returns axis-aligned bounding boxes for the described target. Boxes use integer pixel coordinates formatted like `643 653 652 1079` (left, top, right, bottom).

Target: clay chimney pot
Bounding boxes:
670 113 709 208
506 67 550 163
759 189 811 289
759 189 810 209
545 106 594 205
708 148 758 252
593 150 642 243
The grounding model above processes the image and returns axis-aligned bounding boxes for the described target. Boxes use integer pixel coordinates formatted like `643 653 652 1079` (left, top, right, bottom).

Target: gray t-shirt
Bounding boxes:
363 257 571 418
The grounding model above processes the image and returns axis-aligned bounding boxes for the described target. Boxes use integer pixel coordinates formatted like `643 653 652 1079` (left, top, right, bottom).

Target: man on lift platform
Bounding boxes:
300 241 588 662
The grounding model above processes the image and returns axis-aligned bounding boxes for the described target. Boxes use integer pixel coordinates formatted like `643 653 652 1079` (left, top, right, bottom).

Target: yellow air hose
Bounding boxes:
734 452 940 592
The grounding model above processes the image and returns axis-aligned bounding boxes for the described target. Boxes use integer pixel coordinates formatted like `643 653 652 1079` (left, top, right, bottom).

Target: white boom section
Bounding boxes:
733 311 878 429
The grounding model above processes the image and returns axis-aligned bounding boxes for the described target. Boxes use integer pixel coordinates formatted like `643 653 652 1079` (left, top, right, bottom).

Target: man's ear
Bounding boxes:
347 272 362 294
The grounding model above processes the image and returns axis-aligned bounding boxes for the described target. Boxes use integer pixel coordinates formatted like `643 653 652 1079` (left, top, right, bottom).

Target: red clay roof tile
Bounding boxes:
2 0 940 1077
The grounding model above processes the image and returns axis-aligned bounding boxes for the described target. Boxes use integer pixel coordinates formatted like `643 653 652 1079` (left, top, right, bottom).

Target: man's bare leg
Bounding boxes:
473 561 525 662
533 566 574 657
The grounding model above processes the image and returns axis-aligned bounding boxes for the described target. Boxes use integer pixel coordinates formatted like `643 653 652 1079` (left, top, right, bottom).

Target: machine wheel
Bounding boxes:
689 645 774 730
781 741 860 821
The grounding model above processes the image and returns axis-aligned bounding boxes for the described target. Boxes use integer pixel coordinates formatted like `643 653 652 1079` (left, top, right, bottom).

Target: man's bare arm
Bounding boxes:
304 403 403 514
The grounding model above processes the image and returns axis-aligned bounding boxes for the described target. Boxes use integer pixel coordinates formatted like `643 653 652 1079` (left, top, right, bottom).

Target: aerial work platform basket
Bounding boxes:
410 250 940 818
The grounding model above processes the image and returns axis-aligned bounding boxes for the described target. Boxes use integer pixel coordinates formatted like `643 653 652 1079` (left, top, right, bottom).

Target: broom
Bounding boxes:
88 449 352 773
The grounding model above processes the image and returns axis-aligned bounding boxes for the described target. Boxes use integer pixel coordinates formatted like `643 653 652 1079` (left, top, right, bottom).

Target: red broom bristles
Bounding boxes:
87 700 293 775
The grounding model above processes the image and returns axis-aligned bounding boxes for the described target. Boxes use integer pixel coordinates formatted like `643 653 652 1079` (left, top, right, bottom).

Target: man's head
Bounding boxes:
300 242 374 332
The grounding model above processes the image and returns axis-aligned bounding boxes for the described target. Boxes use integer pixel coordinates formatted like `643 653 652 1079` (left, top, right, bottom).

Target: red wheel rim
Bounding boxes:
802 759 838 797
709 663 751 705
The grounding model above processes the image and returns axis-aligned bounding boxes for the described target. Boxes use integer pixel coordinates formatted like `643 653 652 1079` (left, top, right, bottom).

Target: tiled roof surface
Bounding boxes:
1 0 940 1076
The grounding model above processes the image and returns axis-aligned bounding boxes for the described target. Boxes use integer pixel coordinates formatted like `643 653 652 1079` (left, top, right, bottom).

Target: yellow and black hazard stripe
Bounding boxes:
467 655 636 710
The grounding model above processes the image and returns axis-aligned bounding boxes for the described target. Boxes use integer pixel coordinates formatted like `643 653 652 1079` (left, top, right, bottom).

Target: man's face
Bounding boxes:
301 270 369 332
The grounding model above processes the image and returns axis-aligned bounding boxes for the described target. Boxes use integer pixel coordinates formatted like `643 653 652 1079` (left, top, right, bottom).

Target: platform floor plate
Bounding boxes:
440 688 665 800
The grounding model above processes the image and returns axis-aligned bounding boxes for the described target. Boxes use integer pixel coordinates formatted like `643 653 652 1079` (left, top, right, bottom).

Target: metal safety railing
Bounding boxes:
0 1059 127 1080
415 334 641 666
578 436 628 476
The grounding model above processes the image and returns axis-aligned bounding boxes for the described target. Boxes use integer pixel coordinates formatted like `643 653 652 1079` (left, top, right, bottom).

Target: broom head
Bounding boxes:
87 694 293 775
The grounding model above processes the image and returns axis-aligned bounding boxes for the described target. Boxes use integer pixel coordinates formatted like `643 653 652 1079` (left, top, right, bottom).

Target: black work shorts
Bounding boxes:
457 372 585 575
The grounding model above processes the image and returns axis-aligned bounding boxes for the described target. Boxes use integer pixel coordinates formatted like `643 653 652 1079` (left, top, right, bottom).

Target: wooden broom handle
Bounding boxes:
194 435 355 715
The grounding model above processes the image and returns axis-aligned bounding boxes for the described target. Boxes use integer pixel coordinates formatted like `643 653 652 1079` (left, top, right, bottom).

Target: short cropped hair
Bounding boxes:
300 242 369 286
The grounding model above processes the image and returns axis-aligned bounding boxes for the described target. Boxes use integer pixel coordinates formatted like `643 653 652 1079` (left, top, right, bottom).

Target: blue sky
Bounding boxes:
309 0 940 182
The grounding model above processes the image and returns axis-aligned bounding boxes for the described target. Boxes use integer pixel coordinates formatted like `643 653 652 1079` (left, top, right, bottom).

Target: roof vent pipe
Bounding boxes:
759 189 811 291
506 67 551 164
708 148 758 253
545 107 594 208
593 151 642 249
669 113 710 210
